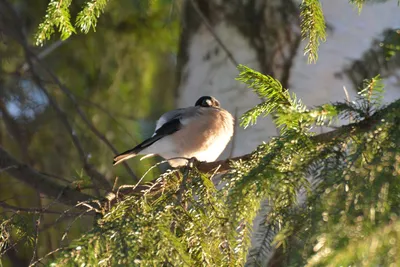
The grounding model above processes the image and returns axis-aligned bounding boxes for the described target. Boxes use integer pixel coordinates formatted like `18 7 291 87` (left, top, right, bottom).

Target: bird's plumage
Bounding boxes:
113 96 234 167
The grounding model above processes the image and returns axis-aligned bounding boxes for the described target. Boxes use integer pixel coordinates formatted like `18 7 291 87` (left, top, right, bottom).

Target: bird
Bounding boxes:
113 96 234 167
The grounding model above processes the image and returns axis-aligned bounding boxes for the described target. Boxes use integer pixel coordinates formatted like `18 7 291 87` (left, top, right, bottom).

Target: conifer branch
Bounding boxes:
0 202 91 216
0 0 113 192
300 0 326 63
114 97 400 200
198 97 400 173
76 0 109 34
35 0 75 46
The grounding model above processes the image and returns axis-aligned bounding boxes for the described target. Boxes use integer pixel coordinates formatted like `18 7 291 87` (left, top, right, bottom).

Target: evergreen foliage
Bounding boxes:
300 0 326 63
2 0 400 266
349 0 397 12
75 0 109 34
35 0 76 45
0 0 179 264
32 65 399 266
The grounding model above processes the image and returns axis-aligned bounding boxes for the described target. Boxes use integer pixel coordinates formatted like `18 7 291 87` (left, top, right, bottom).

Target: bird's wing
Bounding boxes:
133 107 201 150
113 117 183 165
140 118 182 148
113 107 199 165
154 108 186 133
125 108 196 151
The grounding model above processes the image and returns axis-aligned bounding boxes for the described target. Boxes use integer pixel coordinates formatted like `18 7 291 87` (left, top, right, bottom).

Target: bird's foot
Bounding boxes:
187 157 200 169
175 157 200 206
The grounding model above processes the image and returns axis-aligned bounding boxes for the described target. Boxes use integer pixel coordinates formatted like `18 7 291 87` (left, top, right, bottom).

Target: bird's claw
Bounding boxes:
187 157 198 168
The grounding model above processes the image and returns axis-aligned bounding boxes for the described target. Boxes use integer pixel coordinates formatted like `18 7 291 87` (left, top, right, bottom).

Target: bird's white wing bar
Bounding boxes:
154 108 185 133
113 96 234 167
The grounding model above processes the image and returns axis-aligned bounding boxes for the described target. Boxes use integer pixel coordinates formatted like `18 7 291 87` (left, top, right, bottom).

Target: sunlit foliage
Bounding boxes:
1 0 400 266
40 66 400 266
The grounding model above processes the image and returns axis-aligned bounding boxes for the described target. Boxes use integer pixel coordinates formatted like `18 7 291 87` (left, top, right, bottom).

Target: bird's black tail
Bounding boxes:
113 147 140 166
113 135 163 166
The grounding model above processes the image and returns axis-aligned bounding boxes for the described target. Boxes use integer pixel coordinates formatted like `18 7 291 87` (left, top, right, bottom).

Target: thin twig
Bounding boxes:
0 0 113 190
23 53 110 193
117 158 174 198
0 146 94 205
20 40 65 73
0 202 83 216
32 54 138 182
112 176 119 192
343 85 354 122
116 157 191 199
189 0 239 67
28 247 67 267
0 165 16 173
60 210 92 246
228 107 238 158
78 96 139 122
76 202 102 214
38 171 72 183
29 193 42 266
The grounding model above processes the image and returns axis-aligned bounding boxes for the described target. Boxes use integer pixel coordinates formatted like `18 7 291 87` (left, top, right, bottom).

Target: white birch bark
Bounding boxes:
176 0 400 265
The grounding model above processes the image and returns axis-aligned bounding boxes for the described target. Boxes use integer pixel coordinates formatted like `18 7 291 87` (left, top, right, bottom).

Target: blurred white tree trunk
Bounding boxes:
176 0 400 265
176 0 300 159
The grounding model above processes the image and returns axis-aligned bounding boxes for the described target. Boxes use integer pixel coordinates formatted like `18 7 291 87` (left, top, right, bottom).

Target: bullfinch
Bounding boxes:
113 96 234 167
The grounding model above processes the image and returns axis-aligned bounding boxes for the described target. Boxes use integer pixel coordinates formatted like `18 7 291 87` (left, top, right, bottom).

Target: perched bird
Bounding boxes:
113 96 234 167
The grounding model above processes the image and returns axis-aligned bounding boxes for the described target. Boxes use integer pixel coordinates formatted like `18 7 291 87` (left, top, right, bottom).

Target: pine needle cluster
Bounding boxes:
32 65 400 266
21 0 400 266
35 0 109 46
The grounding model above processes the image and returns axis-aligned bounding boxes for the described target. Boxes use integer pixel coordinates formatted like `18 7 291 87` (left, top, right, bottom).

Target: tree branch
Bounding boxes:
0 0 113 191
114 98 400 200
188 0 239 67
30 54 139 182
0 146 94 205
25 67 111 192
0 201 88 216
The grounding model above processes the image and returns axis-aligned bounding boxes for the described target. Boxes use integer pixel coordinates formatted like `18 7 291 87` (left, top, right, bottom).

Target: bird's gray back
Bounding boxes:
154 107 199 132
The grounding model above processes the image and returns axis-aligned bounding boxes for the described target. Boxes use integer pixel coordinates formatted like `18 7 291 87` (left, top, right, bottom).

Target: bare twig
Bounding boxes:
112 98 400 202
116 158 180 198
0 165 16 173
0 146 94 205
31 54 139 182
112 176 119 192
189 0 239 67
29 193 42 266
20 40 65 73
78 96 139 122
228 107 238 158
38 171 72 184
343 85 354 122
26 57 110 192
28 247 67 267
0 0 112 190
60 210 93 246
0 202 87 216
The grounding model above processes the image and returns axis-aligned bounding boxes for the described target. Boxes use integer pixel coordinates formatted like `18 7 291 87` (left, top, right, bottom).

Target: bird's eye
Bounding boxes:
203 99 212 107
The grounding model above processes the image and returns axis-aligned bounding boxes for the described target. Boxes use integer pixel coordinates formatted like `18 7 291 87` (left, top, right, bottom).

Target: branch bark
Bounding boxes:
115 98 400 198
30 54 139 182
1 99 398 208
0 146 93 205
0 0 113 192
